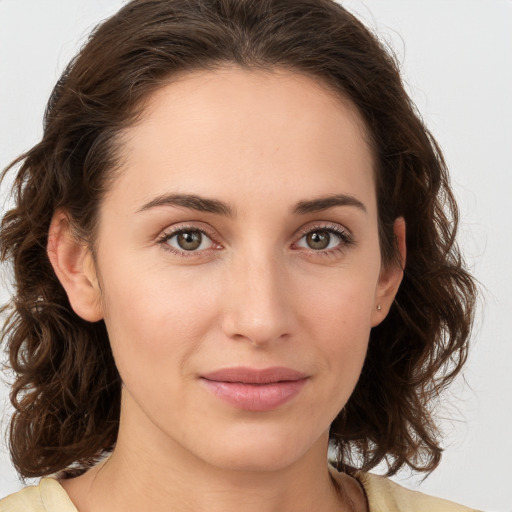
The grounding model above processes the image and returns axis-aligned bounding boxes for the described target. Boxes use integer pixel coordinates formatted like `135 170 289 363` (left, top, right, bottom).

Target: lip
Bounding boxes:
200 366 308 412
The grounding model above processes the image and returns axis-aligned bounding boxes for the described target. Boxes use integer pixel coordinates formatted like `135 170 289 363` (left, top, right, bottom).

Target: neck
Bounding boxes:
61 395 360 512
80 441 345 512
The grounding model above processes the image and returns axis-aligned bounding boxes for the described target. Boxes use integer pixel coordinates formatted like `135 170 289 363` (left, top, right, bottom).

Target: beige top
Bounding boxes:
0 473 481 512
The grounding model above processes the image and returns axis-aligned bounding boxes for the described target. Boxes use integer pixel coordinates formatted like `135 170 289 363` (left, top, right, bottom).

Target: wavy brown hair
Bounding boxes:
1 0 475 479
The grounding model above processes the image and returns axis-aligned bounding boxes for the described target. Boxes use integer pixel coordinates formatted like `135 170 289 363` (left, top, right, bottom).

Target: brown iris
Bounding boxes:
177 231 203 251
306 230 331 250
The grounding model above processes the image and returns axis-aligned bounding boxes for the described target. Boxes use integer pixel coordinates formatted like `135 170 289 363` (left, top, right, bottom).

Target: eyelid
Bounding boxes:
295 222 353 239
156 223 222 256
155 220 354 258
292 222 355 252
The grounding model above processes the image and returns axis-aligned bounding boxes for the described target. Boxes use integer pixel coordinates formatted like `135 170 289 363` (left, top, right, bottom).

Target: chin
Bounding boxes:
190 424 327 474
206 446 304 473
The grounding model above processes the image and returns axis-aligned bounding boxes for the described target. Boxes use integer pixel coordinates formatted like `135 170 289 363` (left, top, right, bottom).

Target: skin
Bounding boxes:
48 67 405 512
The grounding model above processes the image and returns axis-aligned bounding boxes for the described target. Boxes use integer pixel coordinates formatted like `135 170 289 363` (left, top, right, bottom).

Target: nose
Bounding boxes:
221 251 296 347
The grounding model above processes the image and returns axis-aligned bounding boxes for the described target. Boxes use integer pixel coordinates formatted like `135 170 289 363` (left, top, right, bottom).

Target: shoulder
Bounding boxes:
356 472 482 512
0 478 77 512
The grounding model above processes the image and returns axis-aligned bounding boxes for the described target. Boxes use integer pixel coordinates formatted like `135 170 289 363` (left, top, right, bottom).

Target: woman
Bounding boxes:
0 0 479 510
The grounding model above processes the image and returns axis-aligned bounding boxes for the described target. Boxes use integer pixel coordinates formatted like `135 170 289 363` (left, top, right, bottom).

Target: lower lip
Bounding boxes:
201 379 307 412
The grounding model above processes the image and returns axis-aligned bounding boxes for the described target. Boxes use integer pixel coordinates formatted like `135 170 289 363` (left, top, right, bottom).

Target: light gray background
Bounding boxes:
1 1 511 511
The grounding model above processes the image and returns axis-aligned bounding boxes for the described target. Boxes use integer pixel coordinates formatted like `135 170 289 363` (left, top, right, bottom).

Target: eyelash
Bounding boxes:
156 224 219 258
293 223 355 258
156 223 354 258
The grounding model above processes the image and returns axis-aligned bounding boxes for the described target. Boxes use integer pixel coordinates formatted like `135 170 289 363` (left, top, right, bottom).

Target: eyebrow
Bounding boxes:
137 193 234 216
293 194 367 215
137 192 367 216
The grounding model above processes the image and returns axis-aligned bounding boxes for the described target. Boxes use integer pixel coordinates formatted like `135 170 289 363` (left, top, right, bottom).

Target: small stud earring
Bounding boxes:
376 304 382 311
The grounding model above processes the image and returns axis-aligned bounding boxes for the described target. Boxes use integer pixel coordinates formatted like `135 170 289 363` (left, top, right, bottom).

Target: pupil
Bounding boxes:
177 231 202 251
307 231 330 250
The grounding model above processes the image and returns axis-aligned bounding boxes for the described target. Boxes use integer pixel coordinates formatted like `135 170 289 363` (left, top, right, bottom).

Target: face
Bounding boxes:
55 67 403 473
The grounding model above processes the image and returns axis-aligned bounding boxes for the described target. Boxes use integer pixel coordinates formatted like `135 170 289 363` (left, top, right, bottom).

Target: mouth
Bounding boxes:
200 366 308 412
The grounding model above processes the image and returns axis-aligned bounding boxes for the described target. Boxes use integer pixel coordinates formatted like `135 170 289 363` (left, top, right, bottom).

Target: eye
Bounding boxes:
163 229 214 252
295 226 352 251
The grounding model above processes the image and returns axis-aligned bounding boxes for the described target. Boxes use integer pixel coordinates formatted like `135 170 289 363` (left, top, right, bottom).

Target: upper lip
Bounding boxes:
201 366 308 384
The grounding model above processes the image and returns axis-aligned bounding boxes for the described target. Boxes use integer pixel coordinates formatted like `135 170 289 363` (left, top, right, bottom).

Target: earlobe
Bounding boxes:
47 210 103 322
371 217 406 327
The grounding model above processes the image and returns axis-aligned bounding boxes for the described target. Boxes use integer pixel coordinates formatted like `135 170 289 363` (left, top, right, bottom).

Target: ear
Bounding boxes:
371 217 406 327
47 210 103 322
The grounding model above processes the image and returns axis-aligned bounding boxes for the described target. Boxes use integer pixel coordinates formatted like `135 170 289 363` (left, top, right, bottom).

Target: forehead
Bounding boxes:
133 66 372 155
111 66 376 214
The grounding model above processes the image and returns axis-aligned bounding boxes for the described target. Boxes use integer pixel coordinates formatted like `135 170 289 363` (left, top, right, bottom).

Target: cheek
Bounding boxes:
98 264 221 382
301 268 378 334
282 276 374 432
297 269 378 381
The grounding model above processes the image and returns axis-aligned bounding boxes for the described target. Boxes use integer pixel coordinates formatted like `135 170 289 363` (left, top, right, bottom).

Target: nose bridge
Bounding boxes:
222 246 294 345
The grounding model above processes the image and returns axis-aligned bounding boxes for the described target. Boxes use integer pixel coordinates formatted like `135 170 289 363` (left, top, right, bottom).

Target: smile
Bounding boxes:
200 367 308 412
